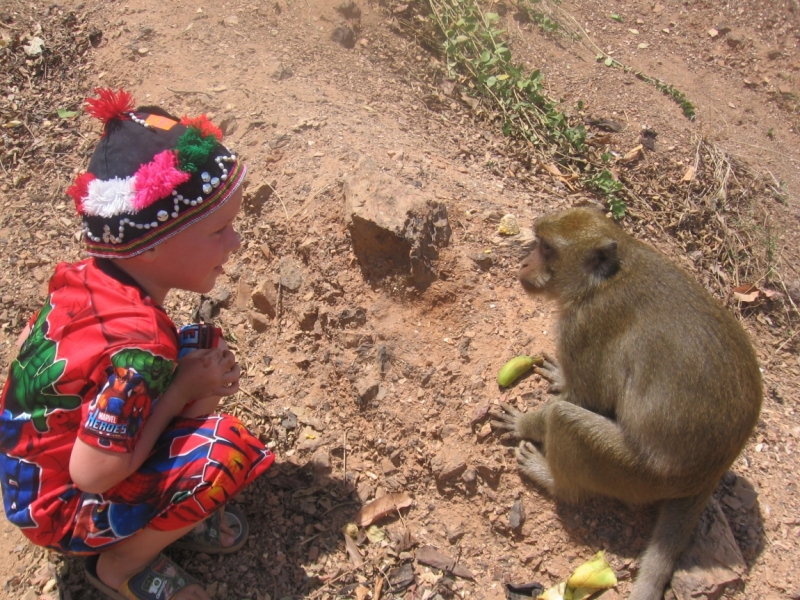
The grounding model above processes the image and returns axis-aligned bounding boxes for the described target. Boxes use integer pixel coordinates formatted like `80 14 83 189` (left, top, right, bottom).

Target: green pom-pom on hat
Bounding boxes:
176 127 218 173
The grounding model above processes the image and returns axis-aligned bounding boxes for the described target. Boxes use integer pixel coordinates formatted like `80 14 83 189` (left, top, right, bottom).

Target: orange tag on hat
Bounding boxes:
145 114 178 130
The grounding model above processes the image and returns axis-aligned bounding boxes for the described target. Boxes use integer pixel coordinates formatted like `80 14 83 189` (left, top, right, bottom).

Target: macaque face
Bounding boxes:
518 237 554 296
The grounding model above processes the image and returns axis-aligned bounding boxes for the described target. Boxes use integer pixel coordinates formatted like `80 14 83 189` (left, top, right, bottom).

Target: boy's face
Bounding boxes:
142 188 243 301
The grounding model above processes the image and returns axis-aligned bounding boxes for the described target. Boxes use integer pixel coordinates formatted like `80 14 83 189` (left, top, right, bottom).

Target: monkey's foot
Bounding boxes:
534 352 565 394
516 441 555 493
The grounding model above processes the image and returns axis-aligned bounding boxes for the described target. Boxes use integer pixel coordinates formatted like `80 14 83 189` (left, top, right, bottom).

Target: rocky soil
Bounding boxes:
1 0 799 599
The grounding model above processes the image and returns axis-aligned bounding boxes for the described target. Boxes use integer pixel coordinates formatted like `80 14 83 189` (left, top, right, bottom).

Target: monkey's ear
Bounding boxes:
587 239 620 280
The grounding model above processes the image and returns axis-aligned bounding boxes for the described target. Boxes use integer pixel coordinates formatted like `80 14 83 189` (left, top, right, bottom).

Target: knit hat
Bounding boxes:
67 88 246 258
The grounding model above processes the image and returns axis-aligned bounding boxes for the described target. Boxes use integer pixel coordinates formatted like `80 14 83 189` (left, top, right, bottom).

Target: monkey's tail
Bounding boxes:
629 490 713 600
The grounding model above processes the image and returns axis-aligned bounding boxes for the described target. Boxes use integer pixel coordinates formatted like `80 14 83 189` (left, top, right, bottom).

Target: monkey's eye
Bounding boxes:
539 239 554 258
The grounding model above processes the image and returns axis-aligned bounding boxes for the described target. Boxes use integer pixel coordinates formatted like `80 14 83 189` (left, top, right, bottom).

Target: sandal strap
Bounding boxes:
120 554 197 600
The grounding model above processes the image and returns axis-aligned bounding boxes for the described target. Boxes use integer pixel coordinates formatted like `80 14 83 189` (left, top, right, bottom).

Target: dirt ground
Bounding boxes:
1 0 799 599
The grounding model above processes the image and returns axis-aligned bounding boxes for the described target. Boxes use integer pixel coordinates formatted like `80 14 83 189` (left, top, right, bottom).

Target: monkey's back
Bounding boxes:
559 236 762 493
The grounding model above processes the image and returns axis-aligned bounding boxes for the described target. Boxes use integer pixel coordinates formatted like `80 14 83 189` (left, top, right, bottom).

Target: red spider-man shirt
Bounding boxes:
0 258 179 545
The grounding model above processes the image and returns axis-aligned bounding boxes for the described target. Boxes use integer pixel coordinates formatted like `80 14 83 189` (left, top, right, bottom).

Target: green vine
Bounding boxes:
432 0 586 155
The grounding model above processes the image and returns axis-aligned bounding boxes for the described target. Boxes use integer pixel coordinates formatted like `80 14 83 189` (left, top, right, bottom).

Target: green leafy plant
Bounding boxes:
432 0 586 154
594 53 696 120
588 169 626 218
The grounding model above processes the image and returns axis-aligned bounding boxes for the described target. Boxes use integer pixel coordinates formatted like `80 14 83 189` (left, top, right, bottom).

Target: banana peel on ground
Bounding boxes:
535 551 618 600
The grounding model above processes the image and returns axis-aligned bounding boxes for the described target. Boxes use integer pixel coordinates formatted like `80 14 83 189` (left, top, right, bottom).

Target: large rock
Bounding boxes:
670 497 746 600
344 156 451 288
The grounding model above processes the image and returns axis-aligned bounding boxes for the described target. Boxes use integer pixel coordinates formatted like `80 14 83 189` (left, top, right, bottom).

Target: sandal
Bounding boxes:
170 503 248 554
85 553 199 600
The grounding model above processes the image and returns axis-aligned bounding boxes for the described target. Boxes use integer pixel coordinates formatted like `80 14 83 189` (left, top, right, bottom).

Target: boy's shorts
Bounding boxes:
56 413 273 555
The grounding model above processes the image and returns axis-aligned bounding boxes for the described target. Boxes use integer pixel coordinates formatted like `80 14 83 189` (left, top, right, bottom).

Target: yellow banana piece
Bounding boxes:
496 355 543 387
537 582 566 600
566 551 618 590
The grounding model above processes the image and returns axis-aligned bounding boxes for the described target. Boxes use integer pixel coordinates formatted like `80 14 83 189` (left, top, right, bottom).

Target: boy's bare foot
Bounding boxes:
95 551 210 600
216 508 236 547
92 523 209 600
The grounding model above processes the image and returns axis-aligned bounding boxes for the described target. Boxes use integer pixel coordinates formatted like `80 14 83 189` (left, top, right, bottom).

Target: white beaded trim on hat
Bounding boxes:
82 154 237 244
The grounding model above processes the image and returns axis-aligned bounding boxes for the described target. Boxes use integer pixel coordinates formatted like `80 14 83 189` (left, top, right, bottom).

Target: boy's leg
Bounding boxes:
76 414 272 597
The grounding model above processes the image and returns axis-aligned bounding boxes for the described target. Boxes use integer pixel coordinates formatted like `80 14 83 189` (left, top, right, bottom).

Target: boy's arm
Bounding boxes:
69 347 240 494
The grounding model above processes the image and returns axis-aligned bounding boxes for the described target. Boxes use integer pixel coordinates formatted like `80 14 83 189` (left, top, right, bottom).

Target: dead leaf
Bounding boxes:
620 144 644 164
419 570 442 584
733 287 759 303
23 36 44 56
354 492 412 527
354 585 369 600
681 166 696 182
415 545 475 579
544 163 564 177
373 577 384 600
343 532 364 567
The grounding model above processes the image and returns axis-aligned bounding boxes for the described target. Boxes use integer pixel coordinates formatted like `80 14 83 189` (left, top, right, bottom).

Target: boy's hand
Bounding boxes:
174 347 240 402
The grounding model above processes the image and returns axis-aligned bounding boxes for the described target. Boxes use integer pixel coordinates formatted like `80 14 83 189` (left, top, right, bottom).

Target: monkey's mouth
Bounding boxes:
518 274 549 294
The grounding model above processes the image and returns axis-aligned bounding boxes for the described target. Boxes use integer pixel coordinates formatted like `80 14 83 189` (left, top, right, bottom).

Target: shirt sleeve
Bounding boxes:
78 346 176 453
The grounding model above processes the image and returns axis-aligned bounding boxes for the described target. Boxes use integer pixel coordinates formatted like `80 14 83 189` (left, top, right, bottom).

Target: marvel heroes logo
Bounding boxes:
86 411 127 437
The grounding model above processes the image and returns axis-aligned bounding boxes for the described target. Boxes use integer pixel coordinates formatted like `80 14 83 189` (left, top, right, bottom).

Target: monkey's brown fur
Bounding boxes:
490 207 762 600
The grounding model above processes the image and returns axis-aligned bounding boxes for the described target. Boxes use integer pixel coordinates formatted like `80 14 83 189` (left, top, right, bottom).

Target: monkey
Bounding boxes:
490 207 762 600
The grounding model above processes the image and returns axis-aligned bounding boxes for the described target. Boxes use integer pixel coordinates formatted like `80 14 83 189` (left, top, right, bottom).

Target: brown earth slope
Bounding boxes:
0 0 798 599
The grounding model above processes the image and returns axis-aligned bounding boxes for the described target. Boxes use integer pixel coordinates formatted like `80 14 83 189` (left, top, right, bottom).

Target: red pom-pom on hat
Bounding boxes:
85 88 135 124
180 115 223 141
66 172 96 214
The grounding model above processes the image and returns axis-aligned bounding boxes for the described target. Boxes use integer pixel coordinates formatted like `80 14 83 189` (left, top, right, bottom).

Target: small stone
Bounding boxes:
476 462 501 485
252 281 277 318
440 424 458 439
331 25 356 49
356 480 374 502
726 33 744 48
250 311 270 332
236 278 250 311
297 303 318 331
509 499 526 530
477 422 492 441
469 252 493 269
282 411 298 430
381 457 397 475
461 468 477 484
708 28 719 38
431 448 467 481
354 377 380 404
446 519 466 544
279 257 304 291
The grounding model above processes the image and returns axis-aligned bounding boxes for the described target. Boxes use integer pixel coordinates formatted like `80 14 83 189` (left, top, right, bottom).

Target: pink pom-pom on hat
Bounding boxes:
132 150 191 211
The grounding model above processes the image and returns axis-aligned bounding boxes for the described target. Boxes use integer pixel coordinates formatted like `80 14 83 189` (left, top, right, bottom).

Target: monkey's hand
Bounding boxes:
489 402 527 440
534 352 565 394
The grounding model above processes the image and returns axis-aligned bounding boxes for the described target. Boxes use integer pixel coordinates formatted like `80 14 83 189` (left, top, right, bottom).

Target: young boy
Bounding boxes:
0 89 274 600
